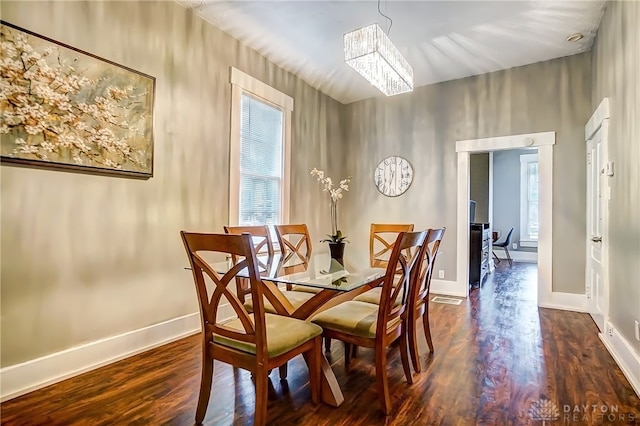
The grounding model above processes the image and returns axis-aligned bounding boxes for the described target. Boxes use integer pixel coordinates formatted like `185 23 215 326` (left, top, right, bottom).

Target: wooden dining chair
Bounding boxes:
369 223 415 268
274 224 314 291
311 231 428 414
332 223 414 356
406 227 446 373
224 226 313 380
225 226 314 330
224 225 274 303
353 223 415 306
181 231 322 426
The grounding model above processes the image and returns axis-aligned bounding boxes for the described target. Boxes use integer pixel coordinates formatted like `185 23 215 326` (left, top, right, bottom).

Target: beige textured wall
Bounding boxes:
341 54 592 291
0 1 343 367
591 1 640 354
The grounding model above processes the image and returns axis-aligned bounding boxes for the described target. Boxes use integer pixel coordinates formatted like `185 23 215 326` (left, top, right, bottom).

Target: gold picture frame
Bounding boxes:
0 21 155 178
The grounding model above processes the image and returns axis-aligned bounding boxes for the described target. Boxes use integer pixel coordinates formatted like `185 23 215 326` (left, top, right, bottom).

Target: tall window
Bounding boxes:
229 68 292 227
520 153 539 246
239 94 283 226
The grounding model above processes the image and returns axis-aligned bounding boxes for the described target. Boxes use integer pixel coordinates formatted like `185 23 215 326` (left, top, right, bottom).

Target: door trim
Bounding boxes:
586 98 610 140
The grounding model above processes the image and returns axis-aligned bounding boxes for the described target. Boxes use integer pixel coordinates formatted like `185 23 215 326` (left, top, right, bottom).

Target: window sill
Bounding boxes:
520 240 538 248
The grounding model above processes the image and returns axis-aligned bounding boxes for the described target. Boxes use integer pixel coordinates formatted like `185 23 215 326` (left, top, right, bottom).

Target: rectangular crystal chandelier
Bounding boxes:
344 23 413 96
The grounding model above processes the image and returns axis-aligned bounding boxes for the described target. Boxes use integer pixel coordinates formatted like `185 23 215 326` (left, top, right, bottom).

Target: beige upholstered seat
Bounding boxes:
215 313 322 357
244 290 314 314
290 284 322 293
352 287 401 307
312 300 401 339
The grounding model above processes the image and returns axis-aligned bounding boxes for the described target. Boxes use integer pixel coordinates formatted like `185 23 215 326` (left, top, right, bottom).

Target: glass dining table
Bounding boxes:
210 252 386 407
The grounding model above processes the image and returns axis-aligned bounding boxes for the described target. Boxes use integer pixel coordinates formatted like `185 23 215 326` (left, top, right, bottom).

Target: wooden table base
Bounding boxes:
264 277 383 407
319 355 344 406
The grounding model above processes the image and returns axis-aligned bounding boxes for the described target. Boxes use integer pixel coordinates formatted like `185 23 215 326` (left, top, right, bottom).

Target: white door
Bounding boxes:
586 121 608 332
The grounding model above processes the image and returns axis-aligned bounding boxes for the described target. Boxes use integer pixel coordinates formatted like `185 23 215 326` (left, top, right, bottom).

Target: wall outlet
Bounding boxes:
608 325 614 337
512 243 518 250
438 270 445 279
635 320 640 341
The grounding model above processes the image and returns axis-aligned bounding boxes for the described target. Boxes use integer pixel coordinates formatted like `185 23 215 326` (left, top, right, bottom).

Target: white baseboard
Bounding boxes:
599 322 640 398
431 279 467 298
0 312 202 402
538 292 587 312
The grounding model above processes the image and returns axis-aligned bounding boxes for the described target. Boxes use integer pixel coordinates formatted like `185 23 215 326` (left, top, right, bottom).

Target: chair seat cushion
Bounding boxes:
353 287 402 307
244 290 314 314
214 313 322 358
291 285 322 294
311 301 381 339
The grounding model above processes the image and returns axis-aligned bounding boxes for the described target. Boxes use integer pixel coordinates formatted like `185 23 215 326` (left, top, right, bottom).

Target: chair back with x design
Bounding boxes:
370 223 415 268
224 225 275 303
275 224 312 271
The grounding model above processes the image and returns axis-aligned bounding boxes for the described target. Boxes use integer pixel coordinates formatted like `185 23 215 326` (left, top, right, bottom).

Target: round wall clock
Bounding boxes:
374 156 414 197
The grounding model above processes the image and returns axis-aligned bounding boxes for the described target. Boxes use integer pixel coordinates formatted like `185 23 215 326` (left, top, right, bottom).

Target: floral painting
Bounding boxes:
0 21 155 177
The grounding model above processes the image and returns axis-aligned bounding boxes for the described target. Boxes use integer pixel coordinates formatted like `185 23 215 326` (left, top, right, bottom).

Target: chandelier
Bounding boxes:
343 23 413 96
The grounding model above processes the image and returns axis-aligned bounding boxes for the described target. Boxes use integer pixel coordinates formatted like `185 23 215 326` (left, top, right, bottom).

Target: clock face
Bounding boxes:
374 156 414 197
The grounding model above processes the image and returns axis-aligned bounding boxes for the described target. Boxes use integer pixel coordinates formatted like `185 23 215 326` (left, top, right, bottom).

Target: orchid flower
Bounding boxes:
310 168 352 243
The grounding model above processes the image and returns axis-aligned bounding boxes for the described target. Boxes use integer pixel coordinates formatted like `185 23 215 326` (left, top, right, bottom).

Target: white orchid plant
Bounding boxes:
310 168 352 243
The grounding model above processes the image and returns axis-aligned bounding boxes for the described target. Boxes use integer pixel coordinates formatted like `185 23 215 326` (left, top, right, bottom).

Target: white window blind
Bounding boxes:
238 94 284 226
520 153 539 245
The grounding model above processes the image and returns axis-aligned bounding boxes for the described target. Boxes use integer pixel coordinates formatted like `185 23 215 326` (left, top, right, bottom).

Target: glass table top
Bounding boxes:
208 252 385 292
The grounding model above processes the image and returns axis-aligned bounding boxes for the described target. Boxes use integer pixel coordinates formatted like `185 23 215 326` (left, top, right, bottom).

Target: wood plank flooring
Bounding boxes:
2 262 639 425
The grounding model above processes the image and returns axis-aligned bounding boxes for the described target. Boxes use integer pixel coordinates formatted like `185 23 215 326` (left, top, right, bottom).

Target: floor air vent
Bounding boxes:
431 296 463 305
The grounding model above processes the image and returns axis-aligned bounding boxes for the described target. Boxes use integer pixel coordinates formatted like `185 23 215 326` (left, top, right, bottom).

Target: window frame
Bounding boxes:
229 67 292 228
519 152 539 247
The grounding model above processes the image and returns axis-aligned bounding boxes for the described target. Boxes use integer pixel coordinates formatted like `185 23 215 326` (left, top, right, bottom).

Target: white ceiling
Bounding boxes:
180 1 606 104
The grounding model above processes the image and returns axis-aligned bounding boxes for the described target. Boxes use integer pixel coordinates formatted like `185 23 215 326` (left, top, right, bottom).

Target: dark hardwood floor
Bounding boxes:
2 262 639 425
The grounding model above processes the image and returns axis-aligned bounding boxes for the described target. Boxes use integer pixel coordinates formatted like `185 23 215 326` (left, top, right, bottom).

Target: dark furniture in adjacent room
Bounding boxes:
469 223 490 288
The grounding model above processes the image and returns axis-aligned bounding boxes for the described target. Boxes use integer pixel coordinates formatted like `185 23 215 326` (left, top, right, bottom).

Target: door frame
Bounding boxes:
456 131 567 308
585 98 610 332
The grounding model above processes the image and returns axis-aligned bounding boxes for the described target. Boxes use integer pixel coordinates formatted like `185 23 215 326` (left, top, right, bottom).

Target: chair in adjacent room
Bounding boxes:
406 227 445 373
311 230 428 414
492 227 514 267
181 231 322 426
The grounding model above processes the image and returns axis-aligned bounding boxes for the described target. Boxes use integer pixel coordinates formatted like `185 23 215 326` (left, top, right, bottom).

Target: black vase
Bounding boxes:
328 242 345 266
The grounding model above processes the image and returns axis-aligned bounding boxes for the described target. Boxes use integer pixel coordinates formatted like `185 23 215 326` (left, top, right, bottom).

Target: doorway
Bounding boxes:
470 149 540 271
456 132 555 305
